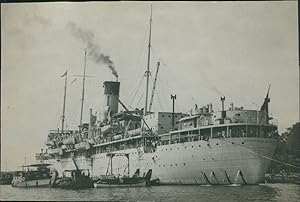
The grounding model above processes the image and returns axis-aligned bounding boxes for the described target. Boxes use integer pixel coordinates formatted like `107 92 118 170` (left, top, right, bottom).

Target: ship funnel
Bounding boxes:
103 81 120 121
208 103 213 113
220 96 226 119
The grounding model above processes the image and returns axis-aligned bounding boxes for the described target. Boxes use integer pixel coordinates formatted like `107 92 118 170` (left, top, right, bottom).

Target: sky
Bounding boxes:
1 1 299 171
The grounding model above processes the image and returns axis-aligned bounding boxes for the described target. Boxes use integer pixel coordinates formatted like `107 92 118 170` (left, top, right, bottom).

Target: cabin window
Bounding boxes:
192 130 199 135
193 118 197 128
200 128 210 140
170 133 179 144
212 127 226 138
180 131 188 143
247 126 259 137
229 125 246 138
261 126 275 138
160 135 170 145
161 140 169 145
188 130 199 141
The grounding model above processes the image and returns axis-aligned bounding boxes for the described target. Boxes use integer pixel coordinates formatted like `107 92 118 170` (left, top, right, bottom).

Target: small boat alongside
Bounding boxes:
51 157 93 189
94 153 152 188
0 173 13 185
52 169 94 189
11 163 52 188
94 169 152 188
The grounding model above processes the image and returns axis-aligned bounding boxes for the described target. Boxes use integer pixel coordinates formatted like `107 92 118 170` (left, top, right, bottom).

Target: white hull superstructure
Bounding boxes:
37 78 278 185
46 134 277 185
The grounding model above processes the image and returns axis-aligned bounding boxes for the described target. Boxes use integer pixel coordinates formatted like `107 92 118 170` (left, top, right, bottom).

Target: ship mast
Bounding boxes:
61 70 68 132
80 50 87 126
61 71 68 132
144 5 153 115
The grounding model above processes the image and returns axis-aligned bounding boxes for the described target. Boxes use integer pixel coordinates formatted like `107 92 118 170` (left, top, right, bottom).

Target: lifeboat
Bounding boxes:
48 148 63 155
46 140 54 146
63 137 76 145
127 128 142 137
75 142 91 151
101 125 112 135
112 135 122 141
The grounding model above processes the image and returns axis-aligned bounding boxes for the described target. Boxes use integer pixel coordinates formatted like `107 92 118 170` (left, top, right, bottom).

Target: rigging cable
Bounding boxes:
129 75 145 106
136 92 144 107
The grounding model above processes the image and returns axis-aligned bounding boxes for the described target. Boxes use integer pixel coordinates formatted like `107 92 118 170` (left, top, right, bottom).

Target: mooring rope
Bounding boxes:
219 138 300 169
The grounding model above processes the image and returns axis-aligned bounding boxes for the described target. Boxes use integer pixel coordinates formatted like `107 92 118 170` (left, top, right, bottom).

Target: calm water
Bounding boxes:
1 183 299 201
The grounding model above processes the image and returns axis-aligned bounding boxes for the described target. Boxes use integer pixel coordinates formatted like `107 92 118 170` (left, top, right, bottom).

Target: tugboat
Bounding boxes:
0 173 13 185
11 163 52 188
94 153 152 188
52 158 93 189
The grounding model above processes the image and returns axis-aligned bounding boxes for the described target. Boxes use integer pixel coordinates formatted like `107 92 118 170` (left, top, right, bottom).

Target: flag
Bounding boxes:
260 84 271 124
260 84 271 112
61 71 67 78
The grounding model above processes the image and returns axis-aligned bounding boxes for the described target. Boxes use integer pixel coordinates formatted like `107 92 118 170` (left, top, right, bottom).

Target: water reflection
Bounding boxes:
1 184 299 202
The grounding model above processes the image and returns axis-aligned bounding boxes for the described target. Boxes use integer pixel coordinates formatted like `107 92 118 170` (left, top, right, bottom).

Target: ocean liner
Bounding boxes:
35 7 278 185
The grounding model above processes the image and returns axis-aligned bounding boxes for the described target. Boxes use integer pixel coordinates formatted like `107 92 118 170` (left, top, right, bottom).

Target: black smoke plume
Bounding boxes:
67 22 118 80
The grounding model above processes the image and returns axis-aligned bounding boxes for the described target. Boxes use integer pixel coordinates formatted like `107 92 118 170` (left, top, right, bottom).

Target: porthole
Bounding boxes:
242 142 244 144
175 164 178 166
199 145 201 147
192 146 194 148
183 163 186 166
232 142 234 144
207 144 210 146
203 159 205 160
216 143 219 146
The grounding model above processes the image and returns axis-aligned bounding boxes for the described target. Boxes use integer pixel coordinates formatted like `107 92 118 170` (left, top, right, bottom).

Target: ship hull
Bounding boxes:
49 137 276 185
11 178 51 188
